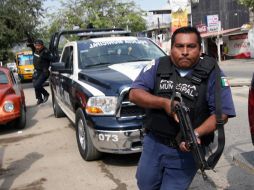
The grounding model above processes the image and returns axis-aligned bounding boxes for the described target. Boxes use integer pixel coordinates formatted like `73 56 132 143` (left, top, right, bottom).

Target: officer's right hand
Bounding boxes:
164 99 179 122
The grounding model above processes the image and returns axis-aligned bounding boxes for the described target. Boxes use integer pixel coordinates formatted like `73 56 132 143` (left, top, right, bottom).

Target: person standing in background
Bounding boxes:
156 36 162 47
223 43 229 60
32 39 52 105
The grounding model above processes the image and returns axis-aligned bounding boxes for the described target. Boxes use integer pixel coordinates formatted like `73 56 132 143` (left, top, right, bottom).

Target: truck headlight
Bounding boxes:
86 96 118 115
3 101 14 112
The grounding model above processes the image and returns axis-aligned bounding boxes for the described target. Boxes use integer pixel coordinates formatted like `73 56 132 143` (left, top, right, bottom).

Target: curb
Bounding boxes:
220 59 254 65
233 151 254 175
227 78 251 87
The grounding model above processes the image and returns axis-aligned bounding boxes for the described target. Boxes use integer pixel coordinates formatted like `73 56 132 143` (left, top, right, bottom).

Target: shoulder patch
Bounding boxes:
221 76 230 87
143 59 155 72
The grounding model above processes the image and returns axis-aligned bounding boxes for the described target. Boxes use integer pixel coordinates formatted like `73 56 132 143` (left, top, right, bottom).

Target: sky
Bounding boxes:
44 0 169 12
133 0 168 11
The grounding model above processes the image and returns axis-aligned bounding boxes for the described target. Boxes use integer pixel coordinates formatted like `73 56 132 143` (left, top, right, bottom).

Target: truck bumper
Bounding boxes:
87 127 143 154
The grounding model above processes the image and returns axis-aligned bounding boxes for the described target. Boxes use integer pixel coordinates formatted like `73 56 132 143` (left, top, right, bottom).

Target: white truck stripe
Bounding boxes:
108 62 149 81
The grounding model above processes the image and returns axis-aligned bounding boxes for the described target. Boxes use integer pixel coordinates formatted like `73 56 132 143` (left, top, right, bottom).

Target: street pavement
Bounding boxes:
219 58 254 176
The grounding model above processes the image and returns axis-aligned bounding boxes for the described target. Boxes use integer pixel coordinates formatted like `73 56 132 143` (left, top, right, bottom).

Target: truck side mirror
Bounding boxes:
51 62 72 74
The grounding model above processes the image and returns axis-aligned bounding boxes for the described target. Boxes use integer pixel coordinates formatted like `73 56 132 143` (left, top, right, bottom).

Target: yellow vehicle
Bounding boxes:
15 50 34 81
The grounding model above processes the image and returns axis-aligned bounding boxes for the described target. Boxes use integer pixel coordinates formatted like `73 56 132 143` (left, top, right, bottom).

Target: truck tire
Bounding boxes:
52 92 65 118
75 108 101 161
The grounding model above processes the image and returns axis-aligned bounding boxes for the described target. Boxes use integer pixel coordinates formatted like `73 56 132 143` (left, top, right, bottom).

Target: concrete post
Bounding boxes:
217 21 222 63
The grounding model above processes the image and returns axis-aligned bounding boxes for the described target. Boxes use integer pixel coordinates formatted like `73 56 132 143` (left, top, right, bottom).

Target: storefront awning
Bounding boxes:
201 27 241 38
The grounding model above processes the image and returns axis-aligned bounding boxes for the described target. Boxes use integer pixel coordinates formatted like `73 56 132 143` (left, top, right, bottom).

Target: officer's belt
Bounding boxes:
146 129 178 148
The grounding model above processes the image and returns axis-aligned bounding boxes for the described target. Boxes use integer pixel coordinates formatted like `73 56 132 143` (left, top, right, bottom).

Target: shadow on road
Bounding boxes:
224 141 254 189
101 153 140 167
25 104 39 129
20 81 33 89
0 152 44 190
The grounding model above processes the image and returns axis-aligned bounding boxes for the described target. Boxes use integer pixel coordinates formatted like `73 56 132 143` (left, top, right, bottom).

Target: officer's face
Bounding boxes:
34 44 43 52
170 33 201 69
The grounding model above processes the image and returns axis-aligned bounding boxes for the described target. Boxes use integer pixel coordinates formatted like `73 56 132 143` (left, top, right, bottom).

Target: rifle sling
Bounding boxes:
207 63 225 169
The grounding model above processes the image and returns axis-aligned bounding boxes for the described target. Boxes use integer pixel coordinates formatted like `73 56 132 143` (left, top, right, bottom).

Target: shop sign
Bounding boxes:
196 24 207 33
207 15 219 32
228 33 251 58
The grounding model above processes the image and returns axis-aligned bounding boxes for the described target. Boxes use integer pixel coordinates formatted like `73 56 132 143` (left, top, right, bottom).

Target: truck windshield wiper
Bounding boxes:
85 62 112 68
125 58 152 62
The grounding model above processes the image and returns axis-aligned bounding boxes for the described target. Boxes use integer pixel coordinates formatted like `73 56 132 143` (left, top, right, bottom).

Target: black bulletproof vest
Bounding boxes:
144 56 215 145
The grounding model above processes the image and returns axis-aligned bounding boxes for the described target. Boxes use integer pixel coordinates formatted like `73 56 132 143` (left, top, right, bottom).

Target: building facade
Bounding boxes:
191 0 249 30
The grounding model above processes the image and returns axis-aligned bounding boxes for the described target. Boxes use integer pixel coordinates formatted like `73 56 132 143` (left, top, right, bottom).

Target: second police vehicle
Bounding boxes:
49 28 166 160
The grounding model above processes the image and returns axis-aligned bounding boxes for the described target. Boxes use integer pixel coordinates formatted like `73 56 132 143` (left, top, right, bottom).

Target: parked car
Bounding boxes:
248 73 254 145
0 67 26 129
49 28 166 161
6 62 17 72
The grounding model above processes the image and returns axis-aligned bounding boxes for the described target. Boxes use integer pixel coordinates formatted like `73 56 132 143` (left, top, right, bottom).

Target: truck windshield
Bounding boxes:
78 37 166 69
17 54 33 66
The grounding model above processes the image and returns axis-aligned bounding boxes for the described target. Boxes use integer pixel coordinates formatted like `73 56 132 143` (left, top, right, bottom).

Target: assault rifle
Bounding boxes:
173 92 210 180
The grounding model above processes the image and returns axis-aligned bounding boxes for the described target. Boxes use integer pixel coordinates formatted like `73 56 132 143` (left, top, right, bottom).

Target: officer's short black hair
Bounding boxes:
171 26 201 49
34 39 44 45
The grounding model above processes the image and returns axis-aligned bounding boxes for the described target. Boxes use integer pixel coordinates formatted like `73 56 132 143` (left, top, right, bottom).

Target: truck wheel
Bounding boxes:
75 108 101 161
52 92 65 118
13 104 26 129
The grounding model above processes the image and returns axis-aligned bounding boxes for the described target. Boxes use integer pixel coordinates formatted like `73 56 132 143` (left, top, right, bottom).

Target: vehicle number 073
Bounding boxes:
98 134 119 142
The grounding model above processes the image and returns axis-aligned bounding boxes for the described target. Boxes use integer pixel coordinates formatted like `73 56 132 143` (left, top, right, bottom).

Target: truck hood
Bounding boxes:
78 61 150 93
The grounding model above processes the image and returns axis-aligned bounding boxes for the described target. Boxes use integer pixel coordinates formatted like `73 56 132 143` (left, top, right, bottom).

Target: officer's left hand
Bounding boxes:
179 134 201 152
179 142 190 152
171 112 179 123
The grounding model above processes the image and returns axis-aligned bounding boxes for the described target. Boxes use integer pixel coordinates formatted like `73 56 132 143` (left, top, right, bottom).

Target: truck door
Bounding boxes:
60 46 74 111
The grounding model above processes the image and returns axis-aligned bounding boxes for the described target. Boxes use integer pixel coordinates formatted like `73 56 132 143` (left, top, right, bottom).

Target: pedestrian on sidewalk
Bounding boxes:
129 26 236 190
156 36 162 47
222 43 229 60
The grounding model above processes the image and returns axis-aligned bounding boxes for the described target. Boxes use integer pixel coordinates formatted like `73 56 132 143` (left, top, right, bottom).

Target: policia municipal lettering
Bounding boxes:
129 26 235 190
32 39 52 105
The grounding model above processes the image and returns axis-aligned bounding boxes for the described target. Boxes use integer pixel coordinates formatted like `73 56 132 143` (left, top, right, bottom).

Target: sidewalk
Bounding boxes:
220 59 254 175
219 58 254 87
227 77 251 87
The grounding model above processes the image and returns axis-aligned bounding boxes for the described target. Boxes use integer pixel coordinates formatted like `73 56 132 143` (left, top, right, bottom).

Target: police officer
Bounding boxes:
32 39 51 105
129 26 236 190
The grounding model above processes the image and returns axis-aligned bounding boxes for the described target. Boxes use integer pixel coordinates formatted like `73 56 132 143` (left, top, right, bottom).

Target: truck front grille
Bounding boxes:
120 105 145 117
118 89 145 118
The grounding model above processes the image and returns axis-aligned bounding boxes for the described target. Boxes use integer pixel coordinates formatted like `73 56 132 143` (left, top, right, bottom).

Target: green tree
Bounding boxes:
46 0 146 34
238 0 254 11
0 0 45 62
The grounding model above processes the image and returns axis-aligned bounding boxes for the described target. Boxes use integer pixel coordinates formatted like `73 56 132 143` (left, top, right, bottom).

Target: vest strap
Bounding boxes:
157 56 173 74
188 55 216 84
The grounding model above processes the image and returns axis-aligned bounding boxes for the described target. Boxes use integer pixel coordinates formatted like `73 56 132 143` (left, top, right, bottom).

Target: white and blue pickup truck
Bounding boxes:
49 28 166 161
